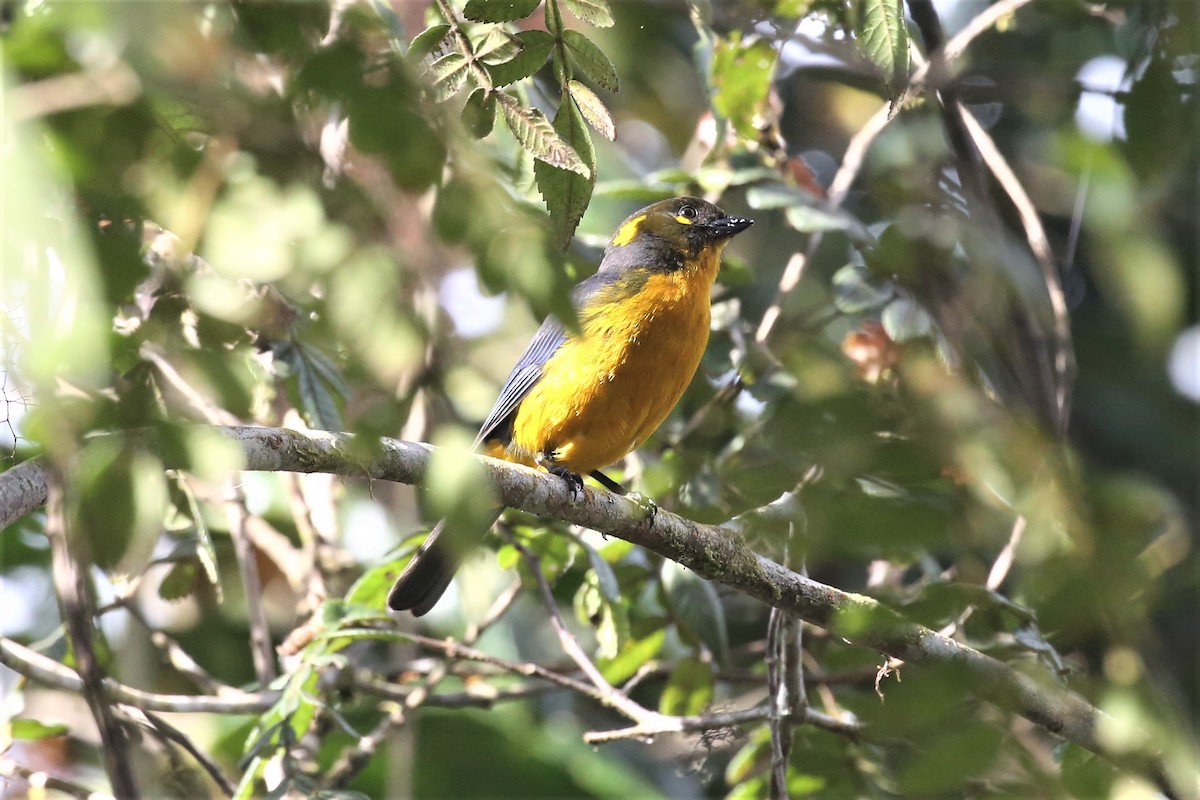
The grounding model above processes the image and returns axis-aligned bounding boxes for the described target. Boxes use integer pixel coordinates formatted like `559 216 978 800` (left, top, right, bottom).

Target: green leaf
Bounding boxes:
298 340 351 400
710 33 778 140
497 92 589 176
662 562 729 661
233 755 267 800
832 263 894 313
567 80 615 141
659 657 714 716
158 558 200 601
857 0 910 102
463 0 542 23
279 341 345 431
486 30 554 87
599 628 665 685
173 468 222 599
785 203 858 235
474 28 522 64
9 717 70 740
344 557 413 610
534 91 595 249
348 84 445 191
563 0 614 27
575 571 628 659
746 183 804 210
407 23 451 63
74 440 166 571
427 51 471 102
881 296 932 342
561 30 618 92
463 87 497 139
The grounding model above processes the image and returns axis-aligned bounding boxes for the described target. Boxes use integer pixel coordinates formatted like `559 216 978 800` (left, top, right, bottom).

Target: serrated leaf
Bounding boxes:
498 92 589 176
563 0 614 27
463 87 497 138
10 718 70 740
298 341 350 399
463 0 541 23
561 30 618 92
407 24 451 63
534 92 595 249
567 80 615 141
427 51 471 102
474 28 522 64
857 0 910 102
659 657 714 716
288 345 343 431
486 30 554 87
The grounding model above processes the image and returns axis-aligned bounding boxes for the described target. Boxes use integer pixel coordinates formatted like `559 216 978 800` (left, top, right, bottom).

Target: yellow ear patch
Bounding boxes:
611 215 646 246
674 215 694 225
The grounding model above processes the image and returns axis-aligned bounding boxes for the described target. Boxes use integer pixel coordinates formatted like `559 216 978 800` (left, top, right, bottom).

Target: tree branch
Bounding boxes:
45 475 141 799
0 636 278 714
0 425 1169 786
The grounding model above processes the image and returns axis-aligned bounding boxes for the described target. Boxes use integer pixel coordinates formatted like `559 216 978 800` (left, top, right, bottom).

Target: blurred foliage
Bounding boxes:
1 0 1197 797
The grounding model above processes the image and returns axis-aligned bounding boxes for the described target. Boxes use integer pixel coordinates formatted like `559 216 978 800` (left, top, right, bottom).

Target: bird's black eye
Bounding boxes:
678 204 697 220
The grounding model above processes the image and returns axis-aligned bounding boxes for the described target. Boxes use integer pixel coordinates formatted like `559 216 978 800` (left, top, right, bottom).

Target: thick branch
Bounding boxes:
0 426 1165 783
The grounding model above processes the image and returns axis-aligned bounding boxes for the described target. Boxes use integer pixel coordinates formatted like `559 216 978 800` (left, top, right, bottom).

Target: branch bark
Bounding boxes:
0 425 1170 787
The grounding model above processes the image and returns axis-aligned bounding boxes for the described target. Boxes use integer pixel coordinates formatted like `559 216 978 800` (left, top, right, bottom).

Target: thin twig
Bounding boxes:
582 703 861 745
45 476 141 799
135 707 237 797
323 571 523 789
120 601 219 693
908 0 1036 90
767 608 789 799
402 632 604 701
0 757 112 800
987 514 1027 592
353 673 562 708
958 106 1074 427
224 481 278 686
757 0 1035 348
0 636 278 713
508 532 668 728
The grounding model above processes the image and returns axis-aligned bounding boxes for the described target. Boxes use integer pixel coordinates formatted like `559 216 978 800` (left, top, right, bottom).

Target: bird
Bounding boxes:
387 196 753 615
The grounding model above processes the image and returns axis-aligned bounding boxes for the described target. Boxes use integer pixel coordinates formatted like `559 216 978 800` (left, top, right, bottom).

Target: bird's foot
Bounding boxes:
626 491 658 521
548 464 584 500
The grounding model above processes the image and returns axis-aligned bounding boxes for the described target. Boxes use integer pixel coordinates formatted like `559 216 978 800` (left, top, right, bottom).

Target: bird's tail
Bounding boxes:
386 509 503 616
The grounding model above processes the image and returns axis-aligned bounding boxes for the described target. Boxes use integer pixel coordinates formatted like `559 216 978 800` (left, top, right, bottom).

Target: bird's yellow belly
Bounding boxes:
507 273 711 475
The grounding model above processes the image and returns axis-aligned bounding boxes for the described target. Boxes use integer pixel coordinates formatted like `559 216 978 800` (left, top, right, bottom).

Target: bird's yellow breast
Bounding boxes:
506 249 723 474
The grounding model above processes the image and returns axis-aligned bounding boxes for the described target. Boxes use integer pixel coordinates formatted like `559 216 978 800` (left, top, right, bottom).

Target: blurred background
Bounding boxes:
1 0 1196 797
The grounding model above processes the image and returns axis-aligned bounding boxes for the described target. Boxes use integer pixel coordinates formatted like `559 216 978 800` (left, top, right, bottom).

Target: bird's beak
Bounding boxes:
705 216 754 239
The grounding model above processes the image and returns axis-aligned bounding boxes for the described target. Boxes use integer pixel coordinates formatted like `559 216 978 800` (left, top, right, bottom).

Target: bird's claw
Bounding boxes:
549 465 584 500
627 491 658 521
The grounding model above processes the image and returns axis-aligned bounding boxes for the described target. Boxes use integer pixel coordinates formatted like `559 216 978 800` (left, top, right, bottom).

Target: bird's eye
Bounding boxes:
678 204 698 220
